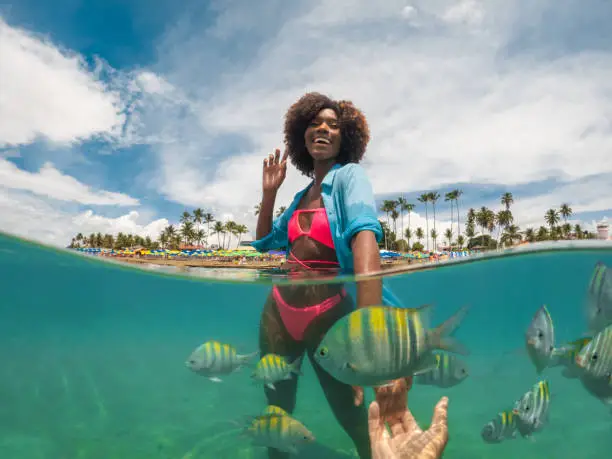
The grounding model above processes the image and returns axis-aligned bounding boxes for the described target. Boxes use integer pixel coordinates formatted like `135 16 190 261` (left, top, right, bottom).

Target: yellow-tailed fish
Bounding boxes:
480 410 517 443
185 340 257 382
242 413 315 454
252 354 303 390
548 337 592 379
313 304 469 387
414 352 469 388
262 405 289 416
512 380 550 438
575 324 612 384
586 262 612 334
525 305 557 374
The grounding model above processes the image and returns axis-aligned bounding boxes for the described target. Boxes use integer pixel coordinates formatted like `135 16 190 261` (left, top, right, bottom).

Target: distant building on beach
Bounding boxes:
596 218 610 240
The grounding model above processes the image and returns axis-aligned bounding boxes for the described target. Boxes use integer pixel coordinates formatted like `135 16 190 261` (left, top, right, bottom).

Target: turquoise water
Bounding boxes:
1 232 612 458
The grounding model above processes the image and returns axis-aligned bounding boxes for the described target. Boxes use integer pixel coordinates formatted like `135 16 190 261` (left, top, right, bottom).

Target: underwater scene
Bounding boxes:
1 232 612 459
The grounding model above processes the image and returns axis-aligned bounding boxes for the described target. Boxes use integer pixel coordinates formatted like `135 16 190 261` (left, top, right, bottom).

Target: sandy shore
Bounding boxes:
103 256 430 271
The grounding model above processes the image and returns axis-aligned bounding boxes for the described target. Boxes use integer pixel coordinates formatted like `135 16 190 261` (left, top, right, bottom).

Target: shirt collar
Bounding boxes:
321 163 341 188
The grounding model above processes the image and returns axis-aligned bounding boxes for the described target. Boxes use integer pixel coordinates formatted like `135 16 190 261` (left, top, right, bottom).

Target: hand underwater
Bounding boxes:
355 377 449 459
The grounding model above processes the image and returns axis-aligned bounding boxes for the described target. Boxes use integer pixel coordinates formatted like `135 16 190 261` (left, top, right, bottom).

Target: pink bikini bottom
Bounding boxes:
272 285 346 341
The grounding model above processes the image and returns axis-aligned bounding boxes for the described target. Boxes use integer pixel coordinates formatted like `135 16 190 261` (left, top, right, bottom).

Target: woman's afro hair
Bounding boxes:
283 92 370 177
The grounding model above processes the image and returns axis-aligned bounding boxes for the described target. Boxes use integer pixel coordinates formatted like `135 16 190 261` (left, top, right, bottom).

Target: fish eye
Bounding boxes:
189 360 196 364
318 347 328 358
537 331 544 338
591 353 598 361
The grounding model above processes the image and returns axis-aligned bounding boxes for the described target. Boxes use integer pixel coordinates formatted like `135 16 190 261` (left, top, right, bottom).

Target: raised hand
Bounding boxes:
262 148 289 193
368 395 449 459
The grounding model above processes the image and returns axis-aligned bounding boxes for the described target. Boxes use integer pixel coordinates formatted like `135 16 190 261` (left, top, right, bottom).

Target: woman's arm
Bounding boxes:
256 190 278 240
351 230 382 308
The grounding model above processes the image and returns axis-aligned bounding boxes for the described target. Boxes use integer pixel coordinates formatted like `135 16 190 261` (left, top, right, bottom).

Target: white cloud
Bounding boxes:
136 0 612 237
0 158 139 206
0 189 165 247
441 0 485 26
0 17 127 147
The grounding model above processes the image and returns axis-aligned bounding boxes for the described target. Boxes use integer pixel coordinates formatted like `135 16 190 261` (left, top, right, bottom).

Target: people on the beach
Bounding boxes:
252 92 409 459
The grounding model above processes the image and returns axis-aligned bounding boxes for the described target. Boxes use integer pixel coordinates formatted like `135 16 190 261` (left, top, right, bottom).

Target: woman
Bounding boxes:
252 92 405 459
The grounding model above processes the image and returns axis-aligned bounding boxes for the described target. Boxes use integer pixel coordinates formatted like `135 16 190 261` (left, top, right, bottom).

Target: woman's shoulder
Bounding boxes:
335 162 371 183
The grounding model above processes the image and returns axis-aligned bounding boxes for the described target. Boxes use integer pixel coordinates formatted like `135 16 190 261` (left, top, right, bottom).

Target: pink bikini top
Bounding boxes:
287 208 335 249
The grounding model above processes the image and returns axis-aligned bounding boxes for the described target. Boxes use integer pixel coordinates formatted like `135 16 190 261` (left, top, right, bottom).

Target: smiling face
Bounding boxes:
304 108 342 162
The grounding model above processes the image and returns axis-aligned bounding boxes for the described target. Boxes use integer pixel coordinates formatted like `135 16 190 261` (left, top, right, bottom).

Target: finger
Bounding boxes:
401 406 420 435
390 417 405 437
430 396 449 429
367 401 384 442
353 386 364 406
268 153 274 165
274 148 280 164
281 148 289 163
405 376 413 392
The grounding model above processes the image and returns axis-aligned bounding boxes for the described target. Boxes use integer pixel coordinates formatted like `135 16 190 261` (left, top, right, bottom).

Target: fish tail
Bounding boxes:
290 356 303 376
429 305 470 355
239 351 260 365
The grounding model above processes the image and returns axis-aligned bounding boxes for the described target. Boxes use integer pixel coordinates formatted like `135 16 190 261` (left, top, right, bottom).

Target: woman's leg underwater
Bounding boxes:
304 297 372 459
258 294 305 459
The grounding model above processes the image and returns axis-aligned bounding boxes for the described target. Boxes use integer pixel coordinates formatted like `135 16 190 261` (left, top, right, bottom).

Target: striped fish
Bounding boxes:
252 354 303 390
525 305 557 374
586 262 612 334
549 337 592 379
185 340 257 382
243 413 315 454
262 405 289 416
480 410 517 443
313 304 469 387
575 324 612 382
513 380 551 438
415 352 469 388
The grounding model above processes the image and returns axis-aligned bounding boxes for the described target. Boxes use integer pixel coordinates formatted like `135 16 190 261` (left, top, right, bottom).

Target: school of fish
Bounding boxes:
181 260 611 454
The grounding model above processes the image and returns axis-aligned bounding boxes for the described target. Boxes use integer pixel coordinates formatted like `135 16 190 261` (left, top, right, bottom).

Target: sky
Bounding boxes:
1 0 611 249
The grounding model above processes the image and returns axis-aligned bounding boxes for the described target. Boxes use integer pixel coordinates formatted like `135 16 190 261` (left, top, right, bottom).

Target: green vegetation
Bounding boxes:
379 192 596 252
69 193 597 252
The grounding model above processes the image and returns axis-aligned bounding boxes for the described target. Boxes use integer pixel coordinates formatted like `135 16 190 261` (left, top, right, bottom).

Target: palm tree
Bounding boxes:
404 228 413 248
415 227 424 248
560 203 572 222
430 229 438 251
390 209 399 236
180 211 192 224
500 225 522 247
544 209 560 234
537 226 549 241
193 208 204 232
397 197 407 244
524 227 535 243
204 213 215 248
180 221 194 245
453 189 463 236
501 192 514 210
444 228 453 248
213 221 224 248
276 206 287 218
254 203 262 216
456 234 465 249
573 224 583 239
403 202 415 245
417 194 430 250
194 229 206 247
445 192 455 239
428 192 440 233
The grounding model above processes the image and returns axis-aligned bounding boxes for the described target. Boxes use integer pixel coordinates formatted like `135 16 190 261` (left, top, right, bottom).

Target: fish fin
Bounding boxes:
266 383 276 391
290 356 304 376
429 306 470 355
238 351 260 365
412 354 439 375
209 377 222 383
561 367 580 379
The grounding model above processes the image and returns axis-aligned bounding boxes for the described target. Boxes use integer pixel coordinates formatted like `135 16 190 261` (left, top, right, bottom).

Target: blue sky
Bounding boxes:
1 0 611 247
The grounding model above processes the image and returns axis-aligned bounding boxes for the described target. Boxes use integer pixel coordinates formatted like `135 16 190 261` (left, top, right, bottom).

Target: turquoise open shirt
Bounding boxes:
251 163 404 307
